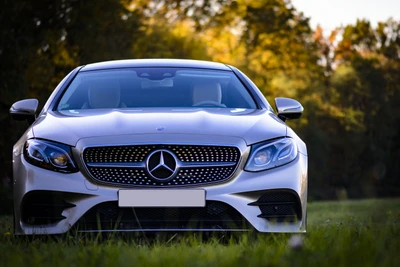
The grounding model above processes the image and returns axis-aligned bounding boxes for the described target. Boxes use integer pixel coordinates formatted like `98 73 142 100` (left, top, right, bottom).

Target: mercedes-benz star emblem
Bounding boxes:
146 150 178 181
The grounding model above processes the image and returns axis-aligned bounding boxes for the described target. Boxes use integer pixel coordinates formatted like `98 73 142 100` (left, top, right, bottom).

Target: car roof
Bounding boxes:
80 59 232 72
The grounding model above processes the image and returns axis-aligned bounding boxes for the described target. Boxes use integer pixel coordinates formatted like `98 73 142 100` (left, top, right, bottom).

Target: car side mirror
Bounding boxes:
275 97 303 122
10 99 39 124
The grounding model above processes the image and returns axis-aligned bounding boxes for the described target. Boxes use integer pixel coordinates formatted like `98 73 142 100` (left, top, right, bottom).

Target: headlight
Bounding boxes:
24 139 78 173
245 138 298 172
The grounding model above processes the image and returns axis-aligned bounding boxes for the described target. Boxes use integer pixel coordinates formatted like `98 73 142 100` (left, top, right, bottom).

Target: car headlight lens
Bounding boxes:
24 139 78 173
245 138 298 172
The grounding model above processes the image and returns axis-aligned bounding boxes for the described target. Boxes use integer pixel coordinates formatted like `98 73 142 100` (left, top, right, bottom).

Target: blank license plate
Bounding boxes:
118 189 206 207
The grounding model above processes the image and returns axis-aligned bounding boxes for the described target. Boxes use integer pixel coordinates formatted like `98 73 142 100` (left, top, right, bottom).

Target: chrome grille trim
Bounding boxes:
179 162 237 167
86 162 146 168
82 144 241 187
86 161 236 168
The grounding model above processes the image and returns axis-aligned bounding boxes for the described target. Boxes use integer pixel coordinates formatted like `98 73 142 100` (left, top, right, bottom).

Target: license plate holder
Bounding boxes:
118 189 206 207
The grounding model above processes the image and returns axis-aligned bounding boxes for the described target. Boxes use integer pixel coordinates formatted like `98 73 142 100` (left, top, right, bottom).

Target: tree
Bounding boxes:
0 0 144 213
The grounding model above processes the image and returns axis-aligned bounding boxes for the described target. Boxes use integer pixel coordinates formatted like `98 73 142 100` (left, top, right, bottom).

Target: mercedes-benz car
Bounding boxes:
10 59 307 235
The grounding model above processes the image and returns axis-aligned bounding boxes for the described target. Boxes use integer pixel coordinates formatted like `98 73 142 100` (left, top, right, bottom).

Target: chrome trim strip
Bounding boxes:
86 161 236 168
86 162 145 168
180 161 237 167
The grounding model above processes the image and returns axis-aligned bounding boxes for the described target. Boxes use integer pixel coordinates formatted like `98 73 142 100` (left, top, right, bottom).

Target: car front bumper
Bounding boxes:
13 134 307 235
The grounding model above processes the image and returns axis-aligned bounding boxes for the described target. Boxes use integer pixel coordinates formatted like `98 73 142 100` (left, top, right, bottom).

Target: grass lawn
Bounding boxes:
0 198 399 267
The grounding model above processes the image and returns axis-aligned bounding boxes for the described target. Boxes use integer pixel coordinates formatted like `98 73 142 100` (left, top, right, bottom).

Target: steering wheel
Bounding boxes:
193 100 226 107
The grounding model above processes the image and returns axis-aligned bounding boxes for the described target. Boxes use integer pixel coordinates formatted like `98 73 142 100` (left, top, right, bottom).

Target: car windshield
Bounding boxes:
56 68 257 110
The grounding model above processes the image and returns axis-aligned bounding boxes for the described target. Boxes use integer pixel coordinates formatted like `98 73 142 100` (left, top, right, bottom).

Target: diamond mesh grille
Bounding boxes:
83 145 240 187
84 145 239 163
84 146 151 163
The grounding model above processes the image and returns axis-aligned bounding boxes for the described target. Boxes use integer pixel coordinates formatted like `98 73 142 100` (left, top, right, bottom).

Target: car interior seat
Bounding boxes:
192 81 226 107
82 80 126 109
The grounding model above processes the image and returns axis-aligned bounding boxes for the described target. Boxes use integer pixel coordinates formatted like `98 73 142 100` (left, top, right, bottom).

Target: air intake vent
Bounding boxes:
22 191 75 225
248 191 302 223
75 201 250 231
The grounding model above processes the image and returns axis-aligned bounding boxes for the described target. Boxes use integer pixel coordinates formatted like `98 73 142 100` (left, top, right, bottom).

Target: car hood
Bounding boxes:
32 108 287 146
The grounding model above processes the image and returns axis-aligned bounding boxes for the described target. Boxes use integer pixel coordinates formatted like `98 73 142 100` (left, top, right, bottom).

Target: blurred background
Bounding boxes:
1 0 399 214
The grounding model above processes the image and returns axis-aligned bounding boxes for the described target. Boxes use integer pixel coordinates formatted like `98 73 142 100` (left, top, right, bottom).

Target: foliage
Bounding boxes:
1 0 400 211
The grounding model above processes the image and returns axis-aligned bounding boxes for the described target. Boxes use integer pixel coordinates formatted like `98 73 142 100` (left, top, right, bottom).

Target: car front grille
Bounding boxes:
83 145 241 187
75 201 250 231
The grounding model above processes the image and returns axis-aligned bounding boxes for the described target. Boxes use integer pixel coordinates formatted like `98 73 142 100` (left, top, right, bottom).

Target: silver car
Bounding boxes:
10 59 307 235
